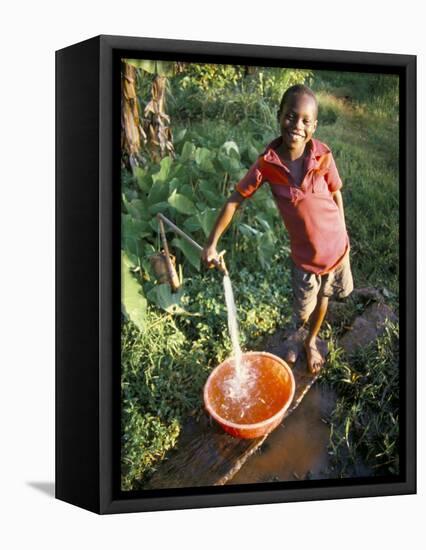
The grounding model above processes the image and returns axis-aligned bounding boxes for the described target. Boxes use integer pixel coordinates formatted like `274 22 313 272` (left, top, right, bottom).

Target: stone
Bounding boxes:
352 287 384 304
340 302 398 355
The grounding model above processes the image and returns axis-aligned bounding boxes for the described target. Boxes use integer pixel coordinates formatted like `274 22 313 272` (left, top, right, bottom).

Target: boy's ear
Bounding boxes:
312 120 318 133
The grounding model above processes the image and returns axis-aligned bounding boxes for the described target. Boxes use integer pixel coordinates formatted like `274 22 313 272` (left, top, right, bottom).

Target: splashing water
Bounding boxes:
222 274 254 403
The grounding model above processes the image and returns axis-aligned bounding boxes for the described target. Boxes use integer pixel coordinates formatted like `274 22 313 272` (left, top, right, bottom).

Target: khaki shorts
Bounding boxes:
291 252 354 324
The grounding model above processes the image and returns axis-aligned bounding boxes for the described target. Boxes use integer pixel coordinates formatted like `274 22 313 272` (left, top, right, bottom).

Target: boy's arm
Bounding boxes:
202 190 245 267
332 190 347 232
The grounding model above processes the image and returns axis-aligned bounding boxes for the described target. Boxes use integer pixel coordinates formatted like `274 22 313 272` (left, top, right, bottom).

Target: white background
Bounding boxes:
0 1 423 548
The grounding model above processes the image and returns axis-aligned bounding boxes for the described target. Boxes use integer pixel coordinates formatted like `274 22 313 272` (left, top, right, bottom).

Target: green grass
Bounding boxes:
319 321 399 477
121 69 400 490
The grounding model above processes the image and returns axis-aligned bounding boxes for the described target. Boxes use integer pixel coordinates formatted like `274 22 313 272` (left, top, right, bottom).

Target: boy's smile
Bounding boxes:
278 93 318 155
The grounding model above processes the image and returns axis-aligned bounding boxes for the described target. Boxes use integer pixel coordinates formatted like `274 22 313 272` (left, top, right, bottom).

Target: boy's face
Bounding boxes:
278 93 318 149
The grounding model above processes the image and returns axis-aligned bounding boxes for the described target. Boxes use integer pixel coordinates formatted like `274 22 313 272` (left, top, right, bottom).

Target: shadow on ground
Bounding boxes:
27 481 55 498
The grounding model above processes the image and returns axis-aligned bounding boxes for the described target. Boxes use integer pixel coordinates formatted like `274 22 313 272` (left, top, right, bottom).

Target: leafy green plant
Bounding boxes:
121 251 147 331
121 123 289 317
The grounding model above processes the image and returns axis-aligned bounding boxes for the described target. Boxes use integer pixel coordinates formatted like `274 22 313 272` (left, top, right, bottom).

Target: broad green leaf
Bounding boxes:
236 168 249 181
256 231 275 269
200 188 222 208
168 189 196 215
217 152 241 174
148 201 170 215
198 180 223 207
180 141 196 162
168 177 180 195
183 215 201 233
122 214 151 240
147 284 189 315
125 188 138 200
220 140 240 159
121 251 147 331
197 208 218 237
123 248 139 268
121 168 134 188
122 192 130 212
195 147 215 173
173 128 187 144
149 218 162 232
247 143 260 163
172 237 201 271
148 178 170 205
179 184 194 200
123 198 149 220
152 156 173 184
169 162 185 179
133 166 152 193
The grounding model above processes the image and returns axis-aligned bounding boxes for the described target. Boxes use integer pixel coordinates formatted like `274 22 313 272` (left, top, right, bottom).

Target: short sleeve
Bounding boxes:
324 153 343 193
235 159 264 198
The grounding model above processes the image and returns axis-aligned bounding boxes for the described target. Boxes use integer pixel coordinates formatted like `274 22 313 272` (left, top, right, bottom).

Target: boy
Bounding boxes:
202 84 353 374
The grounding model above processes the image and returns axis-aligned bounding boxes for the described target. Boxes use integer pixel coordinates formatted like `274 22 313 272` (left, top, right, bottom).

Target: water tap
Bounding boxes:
214 251 229 276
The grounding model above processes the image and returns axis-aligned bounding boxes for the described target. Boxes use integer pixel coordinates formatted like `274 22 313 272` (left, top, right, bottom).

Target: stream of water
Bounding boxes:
221 274 254 403
222 274 242 371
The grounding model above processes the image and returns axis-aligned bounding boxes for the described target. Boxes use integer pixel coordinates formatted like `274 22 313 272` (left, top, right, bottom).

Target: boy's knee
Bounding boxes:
292 303 314 327
336 273 354 300
345 275 354 297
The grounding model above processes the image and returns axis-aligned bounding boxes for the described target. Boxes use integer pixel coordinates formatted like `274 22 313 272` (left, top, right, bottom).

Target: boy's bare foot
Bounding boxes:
282 327 307 363
304 339 325 375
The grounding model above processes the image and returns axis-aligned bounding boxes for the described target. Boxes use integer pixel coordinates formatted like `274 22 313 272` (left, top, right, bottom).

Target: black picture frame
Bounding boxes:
56 34 416 514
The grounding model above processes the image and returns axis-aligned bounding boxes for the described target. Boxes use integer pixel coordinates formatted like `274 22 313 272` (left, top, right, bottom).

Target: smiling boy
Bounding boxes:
202 84 353 374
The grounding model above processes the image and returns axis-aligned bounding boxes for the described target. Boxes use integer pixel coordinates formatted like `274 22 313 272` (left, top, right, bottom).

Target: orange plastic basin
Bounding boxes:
204 351 295 439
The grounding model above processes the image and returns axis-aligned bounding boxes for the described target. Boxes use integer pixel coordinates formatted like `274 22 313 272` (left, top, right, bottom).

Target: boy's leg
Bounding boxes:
304 288 329 375
304 252 353 374
283 262 320 364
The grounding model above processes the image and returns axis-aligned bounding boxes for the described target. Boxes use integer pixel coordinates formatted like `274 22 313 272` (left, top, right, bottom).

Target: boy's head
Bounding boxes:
277 84 318 149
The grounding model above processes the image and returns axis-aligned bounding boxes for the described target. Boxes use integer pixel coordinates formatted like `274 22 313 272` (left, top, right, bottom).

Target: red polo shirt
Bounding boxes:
235 137 349 275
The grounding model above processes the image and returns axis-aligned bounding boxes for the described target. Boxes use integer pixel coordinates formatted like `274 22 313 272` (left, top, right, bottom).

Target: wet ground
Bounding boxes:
228 383 337 484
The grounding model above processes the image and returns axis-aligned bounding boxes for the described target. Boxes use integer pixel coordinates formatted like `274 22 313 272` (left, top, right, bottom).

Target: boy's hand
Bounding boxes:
202 244 218 268
202 245 223 269
201 191 244 270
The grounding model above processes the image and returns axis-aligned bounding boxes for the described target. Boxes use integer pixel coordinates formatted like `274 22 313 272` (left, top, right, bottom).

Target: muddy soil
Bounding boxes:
228 384 336 484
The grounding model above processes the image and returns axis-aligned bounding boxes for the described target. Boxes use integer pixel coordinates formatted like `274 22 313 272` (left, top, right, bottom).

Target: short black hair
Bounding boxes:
278 84 318 116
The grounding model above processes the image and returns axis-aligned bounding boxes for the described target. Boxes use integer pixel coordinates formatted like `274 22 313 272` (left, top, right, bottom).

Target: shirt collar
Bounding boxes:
262 137 330 171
